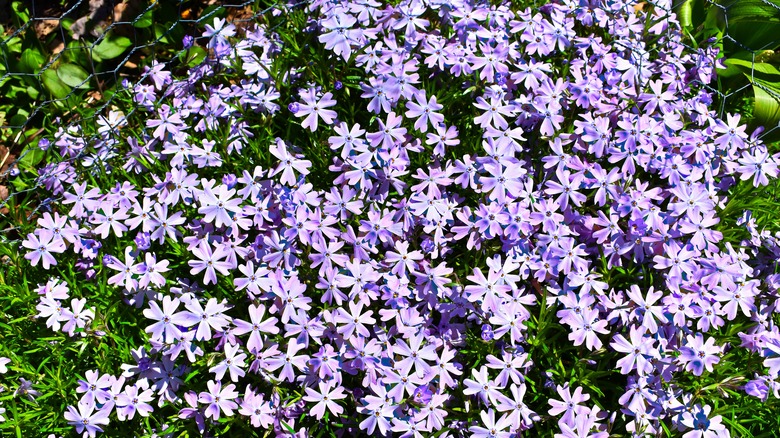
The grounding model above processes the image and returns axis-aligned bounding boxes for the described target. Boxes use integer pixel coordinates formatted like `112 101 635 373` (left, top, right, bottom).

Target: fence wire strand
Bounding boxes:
0 0 305 242
1 0 779 243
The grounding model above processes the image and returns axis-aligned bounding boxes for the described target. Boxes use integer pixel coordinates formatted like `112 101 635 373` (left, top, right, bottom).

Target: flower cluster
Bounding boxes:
18 0 780 436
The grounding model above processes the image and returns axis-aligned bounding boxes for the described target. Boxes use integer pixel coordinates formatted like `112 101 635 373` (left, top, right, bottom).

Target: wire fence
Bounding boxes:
0 0 298 242
1 0 779 243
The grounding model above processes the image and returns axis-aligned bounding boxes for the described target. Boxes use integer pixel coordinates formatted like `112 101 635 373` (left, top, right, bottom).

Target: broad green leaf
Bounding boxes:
61 17 75 36
17 145 46 171
724 21 780 51
11 1 30 22
19 48 45 73
133 9 154 28
153 24 171 44
41 68 71 98
56 63 90 88
750 77 780 128
25 85 39 99
8 112 27 127
723 57 780 80
677 0 711 34
92 34 133 61
723 0 780 23
179 46 207 67
4 35 22 53
676 0 695 30
64 40 91 68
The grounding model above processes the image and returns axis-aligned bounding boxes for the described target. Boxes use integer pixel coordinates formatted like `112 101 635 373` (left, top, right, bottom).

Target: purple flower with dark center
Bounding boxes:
198 380 239 421
678 333 722 376
303 381 347 420
294 88 338 132
64 399 110 438
548 384 590 426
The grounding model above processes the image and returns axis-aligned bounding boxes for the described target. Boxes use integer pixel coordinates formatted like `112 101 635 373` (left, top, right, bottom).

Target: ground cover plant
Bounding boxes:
2 0 780 436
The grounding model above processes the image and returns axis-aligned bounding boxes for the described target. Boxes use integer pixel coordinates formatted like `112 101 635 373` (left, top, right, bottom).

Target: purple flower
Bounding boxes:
183 297 231 341
548 384 590 426
209 342 247 382
116 384 154 421
22 230 65 269
302 381 347 420
232 304 279 354
142 296 195 343
198 380 238 421
469 409 513 438
134 232 152 251
678 333 722 376
64 399 110 438
464 366 504 405
187 241 233 285
294 89 338 132
680 404 728 438
405 90 444 133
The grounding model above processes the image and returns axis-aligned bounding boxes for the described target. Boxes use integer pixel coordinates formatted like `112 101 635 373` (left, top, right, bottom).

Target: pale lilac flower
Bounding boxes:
184 297 231 341
405 90 444 132
187 240 233 286
678 333 722 376
22 230 66 269
198 380 238 421
294 89 338 132
116 384 154 421
303 380 347 420
469 409 513 438
143 296 195 343
548 384 590 426
209 342 247 382
232 304 279 354
269 138 312 185
464 366 504 405
64 399 110 438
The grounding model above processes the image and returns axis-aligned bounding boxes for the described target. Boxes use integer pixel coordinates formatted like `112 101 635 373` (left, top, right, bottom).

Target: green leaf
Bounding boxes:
750 77 780 128
723 0 780 23
724 21 780 51
63 40 91 69
717 51 754 78
179 46 207 67
17 146 46 171
723 57 780 81
61 18 75 36
133 9 154 28
153 24 171 44
91 34 133 61
56 63 90 88
11 1 30 23
4 35 23 54
19 48 45 73
25 85 39 100
41 68 71 98
676 0 700 31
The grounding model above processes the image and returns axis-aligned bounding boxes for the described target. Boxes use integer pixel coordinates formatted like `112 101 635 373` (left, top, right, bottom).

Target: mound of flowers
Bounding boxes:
12 0 780 436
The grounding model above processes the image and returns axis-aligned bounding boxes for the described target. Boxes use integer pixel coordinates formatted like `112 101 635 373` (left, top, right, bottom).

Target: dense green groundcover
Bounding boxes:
2 0 780 437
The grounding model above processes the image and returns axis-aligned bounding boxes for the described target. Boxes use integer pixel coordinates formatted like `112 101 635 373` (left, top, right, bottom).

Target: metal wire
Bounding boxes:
1 0 778 242
0 0 305 242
